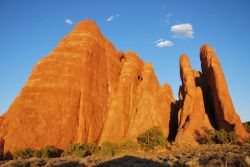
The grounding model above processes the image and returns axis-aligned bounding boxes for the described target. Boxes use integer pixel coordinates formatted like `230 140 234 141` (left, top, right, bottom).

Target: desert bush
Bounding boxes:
13 148 37 159
85 143 98 155
243 137 250 144
196 128 215 144
63 143 98 157
197 128 239 145
41 145 62 158
137 126 168 149
214 129 239 144
33 150 42 158
119 140 139 152
99 142 120 156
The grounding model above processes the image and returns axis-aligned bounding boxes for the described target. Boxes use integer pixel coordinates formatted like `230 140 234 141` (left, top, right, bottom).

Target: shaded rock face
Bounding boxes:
0 20 174 152
200 44 248 139
0 138 4 158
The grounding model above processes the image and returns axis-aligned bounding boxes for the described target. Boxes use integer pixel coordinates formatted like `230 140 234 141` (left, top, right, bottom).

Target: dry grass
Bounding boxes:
0 144 249 167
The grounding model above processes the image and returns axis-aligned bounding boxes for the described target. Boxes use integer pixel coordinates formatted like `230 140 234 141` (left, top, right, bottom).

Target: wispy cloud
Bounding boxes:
106 14 119 22
171 23 194 39
155 39 173 48
163 13 172 25
65 19 73 25
106 16 114 22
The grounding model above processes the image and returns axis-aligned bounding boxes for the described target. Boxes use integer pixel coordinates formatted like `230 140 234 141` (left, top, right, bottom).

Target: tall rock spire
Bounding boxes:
175 54 213 143
200 44 248 139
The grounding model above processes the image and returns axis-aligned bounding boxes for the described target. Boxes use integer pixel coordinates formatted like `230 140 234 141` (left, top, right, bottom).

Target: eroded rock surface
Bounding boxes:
175 55 213 143
0 20 173 152
0 20 247 152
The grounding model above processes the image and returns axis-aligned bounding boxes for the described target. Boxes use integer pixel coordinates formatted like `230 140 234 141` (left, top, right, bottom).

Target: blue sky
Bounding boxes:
0 0 250 121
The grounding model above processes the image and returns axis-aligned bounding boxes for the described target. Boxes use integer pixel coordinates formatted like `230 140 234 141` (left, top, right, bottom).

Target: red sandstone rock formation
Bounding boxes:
0 20 247 152
100 60 174 143
175 55 213 143
200 44 249 139
0 20 174 152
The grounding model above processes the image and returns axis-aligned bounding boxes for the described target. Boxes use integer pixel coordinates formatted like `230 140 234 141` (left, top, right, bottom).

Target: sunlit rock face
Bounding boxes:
0 20 247 152
175 45 248 143
0 20 174 152
175 54 213 143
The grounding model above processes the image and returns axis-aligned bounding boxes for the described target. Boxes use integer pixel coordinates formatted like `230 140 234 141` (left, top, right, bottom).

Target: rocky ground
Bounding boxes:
0 144 249 167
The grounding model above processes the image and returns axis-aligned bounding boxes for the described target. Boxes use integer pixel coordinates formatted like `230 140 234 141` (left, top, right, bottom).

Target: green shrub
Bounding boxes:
13 148 36 160
243 137 250 144
137 126 168 149
64 143 98 157
85 143 98 155
196 128 215 144
119 140 139 152
197 128 239 145
99 142 120 156
214 129 239 144
33 150 42 158
41 145 62 158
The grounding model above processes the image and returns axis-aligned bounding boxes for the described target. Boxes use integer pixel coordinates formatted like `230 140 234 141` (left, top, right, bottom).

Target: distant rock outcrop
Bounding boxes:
0 20 248 152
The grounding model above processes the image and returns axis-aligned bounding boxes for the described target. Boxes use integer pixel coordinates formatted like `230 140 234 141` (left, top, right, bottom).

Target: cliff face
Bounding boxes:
0 20 174 152
0 20 248 152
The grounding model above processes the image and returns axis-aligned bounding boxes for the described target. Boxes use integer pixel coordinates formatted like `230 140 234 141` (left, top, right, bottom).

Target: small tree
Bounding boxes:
137 126 168 149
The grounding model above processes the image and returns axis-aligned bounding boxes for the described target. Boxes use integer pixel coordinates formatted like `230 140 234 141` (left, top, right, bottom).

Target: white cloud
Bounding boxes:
106 16 114 22
65 19 73 25
171 23 194 39
106 14 119 22
155 40 173 48
154 39 164 43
